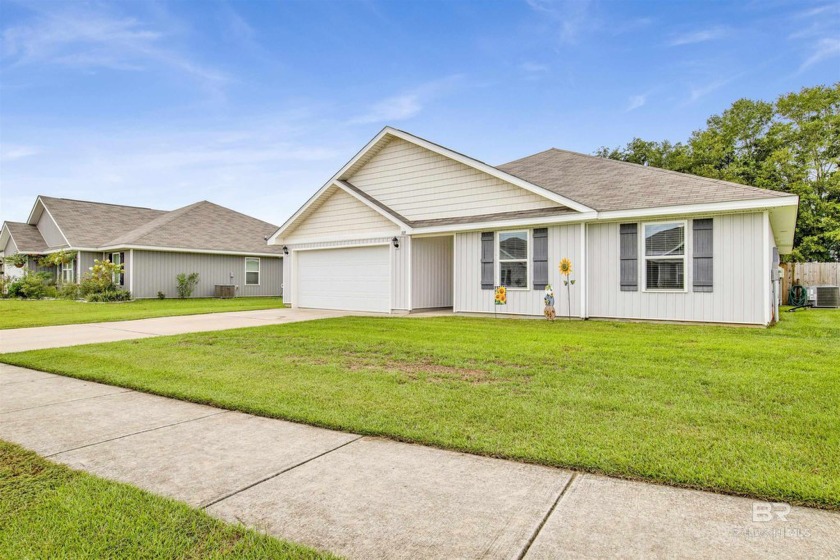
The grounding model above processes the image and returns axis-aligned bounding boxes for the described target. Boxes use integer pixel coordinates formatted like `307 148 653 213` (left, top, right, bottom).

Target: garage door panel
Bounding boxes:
297 246 390 312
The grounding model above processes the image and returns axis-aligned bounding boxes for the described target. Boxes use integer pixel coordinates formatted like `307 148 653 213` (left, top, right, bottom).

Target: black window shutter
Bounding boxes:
119 251 126 286
533 228 548 289
481 232 494 290
620 224 638 291
692 219 713 292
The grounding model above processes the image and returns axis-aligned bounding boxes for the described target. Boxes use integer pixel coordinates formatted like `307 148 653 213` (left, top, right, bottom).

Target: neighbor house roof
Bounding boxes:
4 221 50 253
38 196 166 248
103 200 283 255
14 196 282 256
497 148 791 212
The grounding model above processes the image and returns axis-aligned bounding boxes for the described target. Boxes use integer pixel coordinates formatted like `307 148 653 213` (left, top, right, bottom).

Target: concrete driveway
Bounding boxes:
0 308 356 353
1 363 838 559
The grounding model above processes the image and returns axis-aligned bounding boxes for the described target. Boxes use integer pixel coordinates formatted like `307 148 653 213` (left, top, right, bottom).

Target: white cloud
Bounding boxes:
0 144 40 162
625 94 647 112
685 79 729 104
521 62 549 74
348 94 423 125
525 0 594 45
669 26 728 46
347 76 463 125
2 7 227 89
800 37 840 70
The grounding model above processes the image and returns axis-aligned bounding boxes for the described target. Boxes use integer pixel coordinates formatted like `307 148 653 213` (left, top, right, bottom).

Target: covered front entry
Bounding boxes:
296 245 391 312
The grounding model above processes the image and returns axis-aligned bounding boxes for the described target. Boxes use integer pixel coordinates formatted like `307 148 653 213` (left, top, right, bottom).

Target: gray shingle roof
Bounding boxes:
5 222 50 253
40 196 166 248
104 201 283 254
497 148 790 212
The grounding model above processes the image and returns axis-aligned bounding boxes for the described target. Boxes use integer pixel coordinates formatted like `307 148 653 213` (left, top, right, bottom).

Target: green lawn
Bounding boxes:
2 310 838 510
0 441 335 559
0 297 284 329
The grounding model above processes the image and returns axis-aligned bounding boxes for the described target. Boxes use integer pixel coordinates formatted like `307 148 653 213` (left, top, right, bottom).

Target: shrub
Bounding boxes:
80 259 123 296
0 275 10 297
7 272 53 299
58 283 82 300
176 272 199 299
86 290 131 303
157 291 166 299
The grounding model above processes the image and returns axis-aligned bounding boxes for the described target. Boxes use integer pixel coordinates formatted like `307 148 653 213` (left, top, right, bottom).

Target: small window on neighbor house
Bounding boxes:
62 260 74 284
110 252 123 286
643 222 686 291
245 257 260 285
498 231 528 289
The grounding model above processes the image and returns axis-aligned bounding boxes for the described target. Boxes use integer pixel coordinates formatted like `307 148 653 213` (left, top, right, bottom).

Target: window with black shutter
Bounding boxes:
533 228 548 289
480 232 494 289
692 219 713 292
620 224 638 291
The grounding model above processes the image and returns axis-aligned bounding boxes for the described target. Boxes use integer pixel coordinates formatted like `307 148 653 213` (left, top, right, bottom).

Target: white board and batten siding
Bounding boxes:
586 213 766 325
412 236 453 309
131 250 282 299
454 225 582 316
348 137 564 221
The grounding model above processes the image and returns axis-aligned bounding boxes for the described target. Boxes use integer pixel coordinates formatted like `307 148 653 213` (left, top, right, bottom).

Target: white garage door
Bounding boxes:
296 245 391 312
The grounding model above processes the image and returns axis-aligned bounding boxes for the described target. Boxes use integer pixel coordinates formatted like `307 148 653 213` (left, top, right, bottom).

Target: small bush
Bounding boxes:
80 259 124 296
0 275 10 297
176 273 199 299
7 272 53 299
86 290 131 303
157 291 166 299
58 284 82 300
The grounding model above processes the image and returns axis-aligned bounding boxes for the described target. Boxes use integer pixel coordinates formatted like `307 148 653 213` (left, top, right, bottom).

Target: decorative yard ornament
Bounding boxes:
494 285 507 306
543 284 556 321
559 258 576 321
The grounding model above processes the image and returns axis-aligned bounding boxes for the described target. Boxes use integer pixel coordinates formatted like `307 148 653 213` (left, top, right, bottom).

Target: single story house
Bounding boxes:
268 127 799 325
1 196 283 298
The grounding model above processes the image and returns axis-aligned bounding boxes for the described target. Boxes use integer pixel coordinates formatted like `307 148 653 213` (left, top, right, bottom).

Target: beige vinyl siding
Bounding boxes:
282 237 397 309
77 251 98 282
454 225 582 316
586 213 764 325
285 188 399 243
36 211 67 247
348 137 564 221
412 236 453 309
3 236 18 257
131 250 282 298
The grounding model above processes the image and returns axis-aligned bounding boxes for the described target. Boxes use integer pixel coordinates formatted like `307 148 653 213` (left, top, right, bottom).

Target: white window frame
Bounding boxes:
62 259 75 284
641 220 688 293
245 257 260 286
496 229 530 291
110 252 122 285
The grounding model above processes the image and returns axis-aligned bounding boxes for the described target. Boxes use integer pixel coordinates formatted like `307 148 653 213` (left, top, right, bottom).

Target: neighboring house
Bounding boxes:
269 127 798 325
1 197 283 298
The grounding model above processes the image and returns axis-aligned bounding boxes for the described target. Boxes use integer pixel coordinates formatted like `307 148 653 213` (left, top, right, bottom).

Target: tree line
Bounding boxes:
596 83 839 262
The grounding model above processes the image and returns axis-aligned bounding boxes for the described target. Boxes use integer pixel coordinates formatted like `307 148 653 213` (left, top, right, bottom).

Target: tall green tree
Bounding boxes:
597 83 840 261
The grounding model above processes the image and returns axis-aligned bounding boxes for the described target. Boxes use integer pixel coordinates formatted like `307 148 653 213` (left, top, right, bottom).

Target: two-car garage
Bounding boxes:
295 245 391 313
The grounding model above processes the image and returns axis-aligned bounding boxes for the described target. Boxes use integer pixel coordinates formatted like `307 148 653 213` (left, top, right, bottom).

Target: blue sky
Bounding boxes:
1 0 838 225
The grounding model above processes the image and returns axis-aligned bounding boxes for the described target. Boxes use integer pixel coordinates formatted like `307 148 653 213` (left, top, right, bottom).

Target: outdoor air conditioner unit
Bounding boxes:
808 286 840 308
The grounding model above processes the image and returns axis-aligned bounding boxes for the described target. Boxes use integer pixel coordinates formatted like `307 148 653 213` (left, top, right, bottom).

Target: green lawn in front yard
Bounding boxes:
0 297 284 329
2 310 838 510
0 441 335 559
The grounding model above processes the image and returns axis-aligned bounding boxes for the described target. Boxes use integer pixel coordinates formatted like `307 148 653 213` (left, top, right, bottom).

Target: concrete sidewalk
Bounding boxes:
0 308 355 353
1 363 837 559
